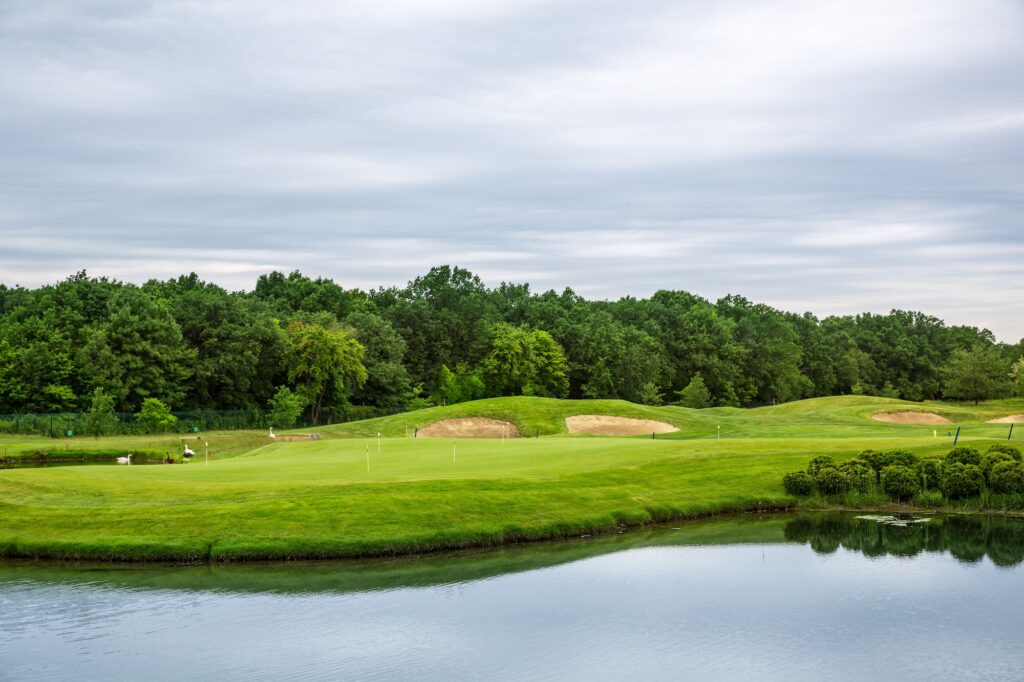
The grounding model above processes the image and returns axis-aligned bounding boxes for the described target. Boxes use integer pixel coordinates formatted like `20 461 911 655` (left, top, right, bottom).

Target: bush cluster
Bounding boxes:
880 465 920 501
782 444 1024 504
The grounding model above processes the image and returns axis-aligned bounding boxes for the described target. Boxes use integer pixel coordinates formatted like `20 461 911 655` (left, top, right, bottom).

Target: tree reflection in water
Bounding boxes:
784 513 1024 566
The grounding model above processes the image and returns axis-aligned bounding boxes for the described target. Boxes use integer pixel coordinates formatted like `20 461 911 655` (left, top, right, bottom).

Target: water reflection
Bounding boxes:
3 513 1024 681
783 513 1024 566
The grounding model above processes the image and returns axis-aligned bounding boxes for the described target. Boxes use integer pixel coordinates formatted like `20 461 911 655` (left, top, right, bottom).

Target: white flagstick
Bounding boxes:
366 444 370 472
452 440 456 464
377 432 381 456
205 441 209 466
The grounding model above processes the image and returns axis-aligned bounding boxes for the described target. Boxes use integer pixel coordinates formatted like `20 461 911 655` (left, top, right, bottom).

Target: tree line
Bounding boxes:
0 266 1021 425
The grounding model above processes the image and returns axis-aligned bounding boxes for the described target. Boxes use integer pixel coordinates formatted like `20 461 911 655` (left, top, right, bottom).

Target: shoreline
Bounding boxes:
5 500 1024 564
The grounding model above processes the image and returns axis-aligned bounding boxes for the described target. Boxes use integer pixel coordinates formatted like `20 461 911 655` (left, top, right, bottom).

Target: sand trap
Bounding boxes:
418 418 520 438
871 411 952 425
566 415 678 436
988 414 1024 424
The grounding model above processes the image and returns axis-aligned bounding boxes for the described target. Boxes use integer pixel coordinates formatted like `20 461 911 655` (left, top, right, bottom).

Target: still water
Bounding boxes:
2 513 1023 681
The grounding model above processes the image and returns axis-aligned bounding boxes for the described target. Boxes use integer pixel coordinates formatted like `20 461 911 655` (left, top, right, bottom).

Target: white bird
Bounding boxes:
268 427 276 440
183 446 195 459
116 454 132 465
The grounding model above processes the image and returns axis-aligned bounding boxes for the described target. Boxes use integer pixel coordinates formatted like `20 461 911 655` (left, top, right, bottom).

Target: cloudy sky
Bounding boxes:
2 0 1022 340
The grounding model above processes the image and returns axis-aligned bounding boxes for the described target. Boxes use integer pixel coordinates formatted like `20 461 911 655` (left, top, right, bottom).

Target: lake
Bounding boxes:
2 513 1023 681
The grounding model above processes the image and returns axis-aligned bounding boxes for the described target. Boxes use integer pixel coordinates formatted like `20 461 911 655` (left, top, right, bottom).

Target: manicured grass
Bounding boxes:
1 395 1021 562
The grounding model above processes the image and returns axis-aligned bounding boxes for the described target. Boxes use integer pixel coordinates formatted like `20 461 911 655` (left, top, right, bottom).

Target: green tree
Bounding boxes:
1011 356 1024 397
75 289 194 410
676 374 712 408
149 275 285 410
346 311 412 408
0 316 77 412
637 381 662 406
525 330 569 397
481 324 569 398
285 321 367 425
268 386 306 429
134 398 177 433
82 388 118 437
433 364 458 405
942 345 1010 404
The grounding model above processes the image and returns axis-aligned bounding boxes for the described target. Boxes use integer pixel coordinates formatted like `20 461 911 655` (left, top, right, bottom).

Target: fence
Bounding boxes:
0 405 410 438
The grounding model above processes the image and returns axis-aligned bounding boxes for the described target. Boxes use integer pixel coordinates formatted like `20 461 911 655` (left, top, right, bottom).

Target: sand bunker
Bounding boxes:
871 411 952 425
418 418 520 438
566 415 678 436
988 414 1024 424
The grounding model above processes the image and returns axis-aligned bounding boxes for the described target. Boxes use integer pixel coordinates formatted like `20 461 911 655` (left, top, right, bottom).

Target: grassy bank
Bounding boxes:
0 430 275 462
1 396 1021 562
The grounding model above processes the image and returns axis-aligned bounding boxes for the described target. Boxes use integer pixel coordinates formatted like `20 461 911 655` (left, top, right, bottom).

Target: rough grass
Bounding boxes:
1 395 1021 562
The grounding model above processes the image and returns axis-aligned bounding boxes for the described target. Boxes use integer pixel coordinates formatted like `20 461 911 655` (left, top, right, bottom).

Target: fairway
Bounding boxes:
1 395 1021 561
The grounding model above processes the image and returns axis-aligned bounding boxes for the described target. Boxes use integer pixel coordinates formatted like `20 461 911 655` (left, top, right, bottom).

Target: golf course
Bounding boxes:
2 395 1022 562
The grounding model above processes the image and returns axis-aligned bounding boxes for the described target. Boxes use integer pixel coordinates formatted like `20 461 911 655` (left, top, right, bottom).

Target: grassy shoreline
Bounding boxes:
4 497 1024 564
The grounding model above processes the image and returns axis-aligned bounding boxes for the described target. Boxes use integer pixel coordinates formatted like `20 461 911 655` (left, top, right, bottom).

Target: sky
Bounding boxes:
1 0 1022 341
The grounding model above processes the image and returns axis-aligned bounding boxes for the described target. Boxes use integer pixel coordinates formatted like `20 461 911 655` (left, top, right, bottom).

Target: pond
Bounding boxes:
2 513 1023 680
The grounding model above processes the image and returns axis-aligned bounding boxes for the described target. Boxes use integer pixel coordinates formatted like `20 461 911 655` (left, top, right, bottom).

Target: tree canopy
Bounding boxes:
0 266 1018 421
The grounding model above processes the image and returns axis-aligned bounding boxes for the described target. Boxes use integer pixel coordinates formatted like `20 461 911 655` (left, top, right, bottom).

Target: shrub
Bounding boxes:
881 465 921 501
981 451 1017 481
839 460 875 493
807 455 837 477
986 444 1022 461
941 463 984 499
915 459 944 491
815 468 850 496
883 449 919 468
268 386 306 429
82 388 117 437
859 450 887 477
945 446 981 466
989 461 1024 495
783 471 815 496
134 398 178 433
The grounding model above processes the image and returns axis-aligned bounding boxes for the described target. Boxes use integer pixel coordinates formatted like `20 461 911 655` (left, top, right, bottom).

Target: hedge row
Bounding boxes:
783 444 1023 502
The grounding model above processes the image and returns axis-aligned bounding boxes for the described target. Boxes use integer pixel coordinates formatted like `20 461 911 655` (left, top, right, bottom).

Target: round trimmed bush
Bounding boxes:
981 451 1016 481
986 444 1022 461
881 465 921 501
945 447 981 466
807 455 837 477
859 449 888 477
883 449 919 468
839 460 875 493
815 468 850 496
989 461 1024 495
941 463 984 499
783 471 815 496
915 459 944 491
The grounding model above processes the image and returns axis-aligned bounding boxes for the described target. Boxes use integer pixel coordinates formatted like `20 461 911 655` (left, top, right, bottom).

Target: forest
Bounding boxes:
0 266 1021 425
